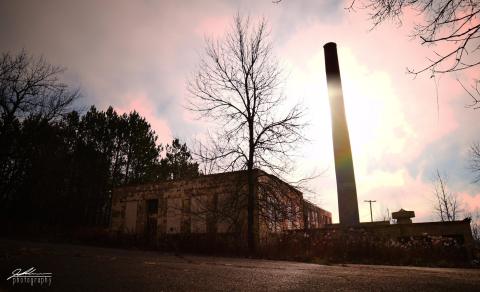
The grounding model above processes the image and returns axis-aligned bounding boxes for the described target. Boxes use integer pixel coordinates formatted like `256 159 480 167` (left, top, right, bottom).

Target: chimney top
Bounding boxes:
324 42 337 49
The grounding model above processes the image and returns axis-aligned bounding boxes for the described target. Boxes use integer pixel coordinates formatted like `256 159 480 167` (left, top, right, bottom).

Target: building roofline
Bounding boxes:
303 198 331 215
253 169 303 196
114 169 327 213
115 168 299 191
114 169 249 191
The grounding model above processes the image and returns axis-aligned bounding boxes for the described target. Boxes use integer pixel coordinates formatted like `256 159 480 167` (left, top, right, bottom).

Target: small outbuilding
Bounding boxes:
392 208 415 224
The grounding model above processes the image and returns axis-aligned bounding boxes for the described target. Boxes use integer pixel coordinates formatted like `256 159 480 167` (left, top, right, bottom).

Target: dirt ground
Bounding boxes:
1 238 479 291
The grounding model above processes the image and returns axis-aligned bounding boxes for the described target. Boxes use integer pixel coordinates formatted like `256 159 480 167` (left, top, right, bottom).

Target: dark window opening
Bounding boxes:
147 199 158 214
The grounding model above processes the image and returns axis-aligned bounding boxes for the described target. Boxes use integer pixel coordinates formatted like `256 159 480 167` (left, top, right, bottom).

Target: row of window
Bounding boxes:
125 197 331 235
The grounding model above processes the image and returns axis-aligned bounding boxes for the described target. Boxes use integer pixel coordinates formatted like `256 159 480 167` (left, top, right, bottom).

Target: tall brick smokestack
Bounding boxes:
324 42 359 226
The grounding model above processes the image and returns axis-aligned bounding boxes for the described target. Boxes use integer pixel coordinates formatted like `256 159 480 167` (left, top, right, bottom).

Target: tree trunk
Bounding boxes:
247 123 255 254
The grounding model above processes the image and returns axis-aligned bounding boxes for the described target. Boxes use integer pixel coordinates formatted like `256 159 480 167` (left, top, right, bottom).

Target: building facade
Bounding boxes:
110 169 331 245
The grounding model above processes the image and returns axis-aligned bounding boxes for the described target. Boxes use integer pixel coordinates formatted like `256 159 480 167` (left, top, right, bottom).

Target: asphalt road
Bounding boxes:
0 239 479 291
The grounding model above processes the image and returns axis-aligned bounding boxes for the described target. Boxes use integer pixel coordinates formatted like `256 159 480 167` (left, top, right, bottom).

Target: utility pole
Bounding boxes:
364 200 376 222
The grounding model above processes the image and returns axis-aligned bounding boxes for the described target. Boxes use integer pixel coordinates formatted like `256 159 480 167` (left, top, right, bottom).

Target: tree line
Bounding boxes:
0 51 199 228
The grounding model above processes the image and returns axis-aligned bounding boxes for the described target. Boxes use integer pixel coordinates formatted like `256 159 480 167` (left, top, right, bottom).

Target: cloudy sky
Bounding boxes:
1 0 479 223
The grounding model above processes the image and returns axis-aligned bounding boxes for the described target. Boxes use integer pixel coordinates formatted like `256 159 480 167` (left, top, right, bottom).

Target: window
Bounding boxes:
147 199 158 214
166 198 182 233
125 201 138 233
191 195 207 233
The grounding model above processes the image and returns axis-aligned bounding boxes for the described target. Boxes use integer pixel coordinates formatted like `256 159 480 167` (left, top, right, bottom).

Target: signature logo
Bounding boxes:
6 267 52 286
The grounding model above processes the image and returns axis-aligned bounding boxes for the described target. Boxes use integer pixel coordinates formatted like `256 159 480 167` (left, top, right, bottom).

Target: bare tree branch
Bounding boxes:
469 142 480 183
188 14 308 252
0 50 80 125
432 169 462 221
348 0 480 108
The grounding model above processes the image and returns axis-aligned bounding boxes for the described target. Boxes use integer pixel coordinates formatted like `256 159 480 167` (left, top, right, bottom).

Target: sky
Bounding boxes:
1 0 479 223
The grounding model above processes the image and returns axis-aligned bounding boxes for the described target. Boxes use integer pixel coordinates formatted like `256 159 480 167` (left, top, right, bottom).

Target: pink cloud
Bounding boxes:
115 93 172 144
461 192 480 211
194 15 232 37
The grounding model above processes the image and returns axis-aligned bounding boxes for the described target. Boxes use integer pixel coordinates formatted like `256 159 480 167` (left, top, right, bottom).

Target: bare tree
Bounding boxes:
464 208 480 242
0 50 79 203
186 173 248 236
179 169 308 251
466 144 480 241
188 15 305 253
0 50 79 126
376 207 392 222
470 142 480 183
348 0 480 108
432 170 461 221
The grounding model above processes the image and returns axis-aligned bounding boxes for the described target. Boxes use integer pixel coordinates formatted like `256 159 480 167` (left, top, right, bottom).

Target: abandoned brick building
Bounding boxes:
110 169 331 245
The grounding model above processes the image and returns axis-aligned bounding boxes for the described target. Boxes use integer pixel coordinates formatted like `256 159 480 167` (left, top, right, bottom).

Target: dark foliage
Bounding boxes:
2 107 200 229
0 53 200 230
155 138 200 181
